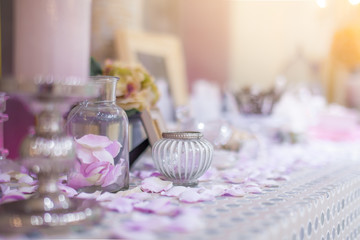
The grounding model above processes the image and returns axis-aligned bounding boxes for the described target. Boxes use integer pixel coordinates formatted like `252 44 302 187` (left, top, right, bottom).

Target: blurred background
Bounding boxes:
89 0 360 105
2 0 360 158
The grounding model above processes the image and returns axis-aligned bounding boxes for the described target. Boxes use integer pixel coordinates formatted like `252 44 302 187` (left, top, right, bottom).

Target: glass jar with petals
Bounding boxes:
152 131 213 186
67 76 129 193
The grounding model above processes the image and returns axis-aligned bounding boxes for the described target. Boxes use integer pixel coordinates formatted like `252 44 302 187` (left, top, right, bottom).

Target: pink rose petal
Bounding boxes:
101 163 124 187
161 186 188 197
75 134 113 149
101 197 134 213
19 186 37 194
134 198 180 216
245 186 262 194
167 208 204 233
0 189 26 204
105 141 122 158
224 186 245 197
141 177 173 193
58 184 78 197
18 174 36 185
198 167 218 182
76 191 102 199
93 149 115 165
126 192 152 201
178 188 215 203
221 169 248 184
76 147 97 164
0 173 10 183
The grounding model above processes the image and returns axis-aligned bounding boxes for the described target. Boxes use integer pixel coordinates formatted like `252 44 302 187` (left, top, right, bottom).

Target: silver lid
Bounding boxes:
162 131 203 140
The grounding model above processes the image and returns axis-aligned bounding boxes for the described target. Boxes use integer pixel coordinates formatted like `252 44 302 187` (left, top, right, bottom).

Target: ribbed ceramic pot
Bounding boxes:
152 131 213 186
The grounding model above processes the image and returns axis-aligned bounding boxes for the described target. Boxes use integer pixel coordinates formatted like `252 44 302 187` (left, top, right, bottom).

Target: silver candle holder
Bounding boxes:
0 78 103 234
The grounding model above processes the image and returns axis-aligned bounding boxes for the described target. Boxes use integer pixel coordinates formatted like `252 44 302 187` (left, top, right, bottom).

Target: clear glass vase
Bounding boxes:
67 76 129 192
152 131 213 186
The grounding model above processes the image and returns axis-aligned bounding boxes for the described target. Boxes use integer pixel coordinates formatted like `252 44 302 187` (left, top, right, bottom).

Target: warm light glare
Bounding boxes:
349 0 360 5
316 0 327 8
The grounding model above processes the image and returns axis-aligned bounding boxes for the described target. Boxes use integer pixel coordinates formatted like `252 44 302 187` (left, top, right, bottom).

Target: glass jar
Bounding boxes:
67 76 129 192
152 131 213 186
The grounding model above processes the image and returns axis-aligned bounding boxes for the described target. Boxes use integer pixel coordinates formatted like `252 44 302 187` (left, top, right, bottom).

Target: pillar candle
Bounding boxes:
14 0 92 85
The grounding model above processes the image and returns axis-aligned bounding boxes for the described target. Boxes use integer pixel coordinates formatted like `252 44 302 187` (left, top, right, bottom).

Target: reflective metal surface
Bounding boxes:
0 198 102 234
0 80 103 233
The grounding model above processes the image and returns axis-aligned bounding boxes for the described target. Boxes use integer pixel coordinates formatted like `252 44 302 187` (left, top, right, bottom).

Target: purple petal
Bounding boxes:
76 191 102 199
178 188 215 203
67 171 93 189
58 184 78 197
19 186 37 194
133 170 162 180
105 141 122 158
126 192 152 201
224 186 245 197
101 163 124 187
76 146 97 164
167 208 204 233
18 174 36 185
221 169 248 184
101 197 134 213
161 186 188 197
75 134 113 149
0 190 26 204
245 186 262 194
93 149 115 165
0 173 10 183
141 177 173 193
198 167 218 182
134 198 181 216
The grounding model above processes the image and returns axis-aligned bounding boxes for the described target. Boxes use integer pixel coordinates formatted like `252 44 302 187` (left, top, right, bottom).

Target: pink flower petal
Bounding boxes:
161 186 188 197
58 184 78 197
245 186 262 194
134 198 181 216
101 163 124 187
18 174 36 185
76 191 102 199
93 149 115 165
221 169 248 184
19 186 37 194
198 167 218 182
67 171 93 189
101 197 134 213
75 134 113 149
0 190 26 204
141 177 173 193
224 186 245 197
76 147 97 164
105 141 122 158
178 188 215 203
126 192 152 201
0 173 10 183
167 208 204 233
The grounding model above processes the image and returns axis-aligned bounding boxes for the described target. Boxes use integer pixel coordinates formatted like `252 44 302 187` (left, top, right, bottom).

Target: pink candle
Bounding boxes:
14 0 92 85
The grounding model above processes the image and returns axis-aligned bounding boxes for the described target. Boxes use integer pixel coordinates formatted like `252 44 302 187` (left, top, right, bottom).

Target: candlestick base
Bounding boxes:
0 197 102 234
0 78 102 234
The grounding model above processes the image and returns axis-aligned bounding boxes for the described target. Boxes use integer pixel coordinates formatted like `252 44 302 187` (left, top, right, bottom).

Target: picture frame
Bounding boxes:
115 29 189 107
140 107 167 146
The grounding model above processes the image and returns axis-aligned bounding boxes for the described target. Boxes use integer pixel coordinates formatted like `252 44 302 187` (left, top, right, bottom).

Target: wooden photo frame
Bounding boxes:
115 29 189 107
140 107 167 146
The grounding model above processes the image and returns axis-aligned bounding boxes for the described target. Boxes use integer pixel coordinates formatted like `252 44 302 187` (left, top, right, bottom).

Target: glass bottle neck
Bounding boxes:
93 78 117 102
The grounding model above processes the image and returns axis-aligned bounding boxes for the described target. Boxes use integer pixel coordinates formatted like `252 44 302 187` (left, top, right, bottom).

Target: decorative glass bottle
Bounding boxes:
67 76 129 192
152 131 213 186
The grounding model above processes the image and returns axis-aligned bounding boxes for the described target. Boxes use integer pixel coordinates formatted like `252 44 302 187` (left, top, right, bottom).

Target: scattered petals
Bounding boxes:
76 191 102 199
141 177 173 193
75 134 113 149
134 198 180 216
0 173 10 183
161 186 188 197
101 197 134 213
